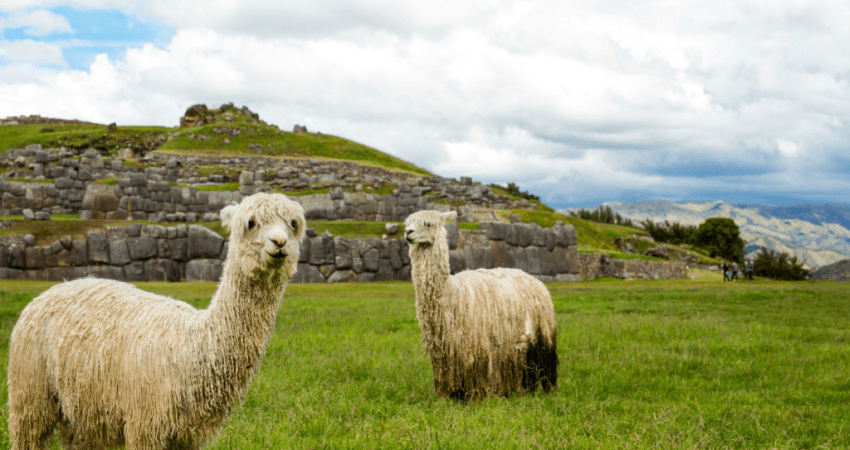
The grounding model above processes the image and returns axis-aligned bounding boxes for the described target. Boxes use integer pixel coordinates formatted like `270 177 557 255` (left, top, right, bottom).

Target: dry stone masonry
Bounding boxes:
0 146 536 222
0 219 686 283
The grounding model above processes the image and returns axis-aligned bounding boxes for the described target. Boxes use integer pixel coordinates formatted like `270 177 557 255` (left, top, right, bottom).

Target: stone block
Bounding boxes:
524 247 542 274
127 236 157 261
88 265 125 281
363 248 380 272
388 239 402 269
385 223 400 236
552 247 571 273
394 265 411 281
300 264 327 283
554 273 581 283
449 249 465 274
327 269 356 283
319 264 336 278
171 238 189 261
86 232 109 264
71 239 88 266
185 259 223 281
299 234 310 263
545 228 556 251
334 237 352 269
375 259 395 281
399 238 410 265
188 225 225 259
109 239 131 266
540 248 557 276
144 259 180 282
355 272 376 282
351 247 364 273
46 267 73 281
322 232 335 265
124 261 145 281
445 222 459 250
309 237 326 265
0 267 22 279
515 224 534 247
7 246 25 270
472 245 493 270
530 223 546 247
25 247 45 269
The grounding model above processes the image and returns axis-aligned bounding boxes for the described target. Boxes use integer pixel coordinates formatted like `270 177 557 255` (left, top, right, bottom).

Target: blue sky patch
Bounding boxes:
1 6 174 70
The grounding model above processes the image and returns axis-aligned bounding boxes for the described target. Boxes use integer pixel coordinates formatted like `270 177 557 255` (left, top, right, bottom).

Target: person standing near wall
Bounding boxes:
722 262 730 282
731 261 739 281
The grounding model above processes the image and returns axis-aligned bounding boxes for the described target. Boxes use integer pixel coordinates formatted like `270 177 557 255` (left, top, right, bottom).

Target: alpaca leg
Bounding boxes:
60 419 100 450
8 387 59 450
125 423 162 450
540 343 558 393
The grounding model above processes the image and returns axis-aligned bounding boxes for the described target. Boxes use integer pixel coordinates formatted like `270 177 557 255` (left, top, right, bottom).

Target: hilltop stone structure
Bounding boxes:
0 145 537 222
0 106 690 283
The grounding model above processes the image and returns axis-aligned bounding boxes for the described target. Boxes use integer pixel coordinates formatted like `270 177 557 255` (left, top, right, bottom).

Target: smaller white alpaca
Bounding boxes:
404 210 558 399
8 193 306 450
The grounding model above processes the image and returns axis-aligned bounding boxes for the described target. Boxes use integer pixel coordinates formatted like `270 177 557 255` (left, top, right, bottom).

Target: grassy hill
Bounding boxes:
0 106 430 176
0 105 716 265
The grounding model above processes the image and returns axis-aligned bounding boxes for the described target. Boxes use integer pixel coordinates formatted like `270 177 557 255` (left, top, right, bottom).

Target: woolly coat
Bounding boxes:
7 193 306 450
406 211 558 399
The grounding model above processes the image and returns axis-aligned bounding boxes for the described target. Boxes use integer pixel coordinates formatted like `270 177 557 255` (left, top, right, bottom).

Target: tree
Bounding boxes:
690 217 745 263
752 247 809 281
640 219 697 245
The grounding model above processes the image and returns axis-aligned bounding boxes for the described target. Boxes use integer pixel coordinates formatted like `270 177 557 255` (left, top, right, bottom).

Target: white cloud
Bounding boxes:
0 9 72 35
1 0 850 207
0 39 66 65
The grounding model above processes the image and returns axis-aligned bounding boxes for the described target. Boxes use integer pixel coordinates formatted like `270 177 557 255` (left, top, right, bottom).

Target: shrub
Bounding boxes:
640 219 696 245
571 206 635 227
752 247 809 281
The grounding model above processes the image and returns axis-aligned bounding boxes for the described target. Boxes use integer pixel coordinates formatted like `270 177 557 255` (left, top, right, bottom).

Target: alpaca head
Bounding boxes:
220 193 306 280
404 210 457 248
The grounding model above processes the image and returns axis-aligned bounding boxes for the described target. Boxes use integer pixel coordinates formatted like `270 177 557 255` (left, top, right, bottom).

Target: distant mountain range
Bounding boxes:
558 201 850 269
811 259 850 281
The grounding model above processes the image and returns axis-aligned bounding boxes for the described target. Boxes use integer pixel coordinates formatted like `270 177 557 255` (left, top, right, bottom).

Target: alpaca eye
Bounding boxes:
248 219 255 230
290 219 298 230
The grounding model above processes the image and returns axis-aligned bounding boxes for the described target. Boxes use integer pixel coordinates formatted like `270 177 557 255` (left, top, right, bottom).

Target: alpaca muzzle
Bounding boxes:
269 250 288 259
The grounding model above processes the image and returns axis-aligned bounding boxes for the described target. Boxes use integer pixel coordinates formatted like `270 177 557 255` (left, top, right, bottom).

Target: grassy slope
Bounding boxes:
0 114 430 176
0 280 848 448
0 124 171 155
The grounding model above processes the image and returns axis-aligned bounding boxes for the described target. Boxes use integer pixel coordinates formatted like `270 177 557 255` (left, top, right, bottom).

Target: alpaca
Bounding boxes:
7 193 306 450
404 210 558 399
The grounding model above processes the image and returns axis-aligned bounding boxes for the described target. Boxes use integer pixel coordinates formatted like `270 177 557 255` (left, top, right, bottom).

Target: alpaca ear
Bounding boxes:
441 211 457 223
220 203 237 230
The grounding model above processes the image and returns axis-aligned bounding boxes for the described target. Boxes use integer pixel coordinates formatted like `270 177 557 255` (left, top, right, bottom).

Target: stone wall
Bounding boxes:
0 220 685 283
578 253 689 281
1 145 537 221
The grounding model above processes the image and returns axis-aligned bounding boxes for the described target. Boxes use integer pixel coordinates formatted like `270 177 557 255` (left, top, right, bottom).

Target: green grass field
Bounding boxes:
0 278 848 448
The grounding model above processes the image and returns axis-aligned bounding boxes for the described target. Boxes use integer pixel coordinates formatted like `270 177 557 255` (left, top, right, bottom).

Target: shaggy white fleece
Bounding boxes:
8 193 306 450
405 210 558 399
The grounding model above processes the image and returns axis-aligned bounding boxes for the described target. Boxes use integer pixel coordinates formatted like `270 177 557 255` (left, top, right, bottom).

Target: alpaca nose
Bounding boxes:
268 232 287 249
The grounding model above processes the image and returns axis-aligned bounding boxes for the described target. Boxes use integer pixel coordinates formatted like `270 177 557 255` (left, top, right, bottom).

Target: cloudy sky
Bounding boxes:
2 1 849 209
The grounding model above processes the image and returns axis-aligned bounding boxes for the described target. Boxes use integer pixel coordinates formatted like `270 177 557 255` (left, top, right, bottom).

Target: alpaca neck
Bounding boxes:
199 257 287 403
410 236 451 356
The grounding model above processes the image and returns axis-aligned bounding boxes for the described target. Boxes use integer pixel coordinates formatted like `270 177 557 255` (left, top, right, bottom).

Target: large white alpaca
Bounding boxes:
404 210 558 399
8 193 306 450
